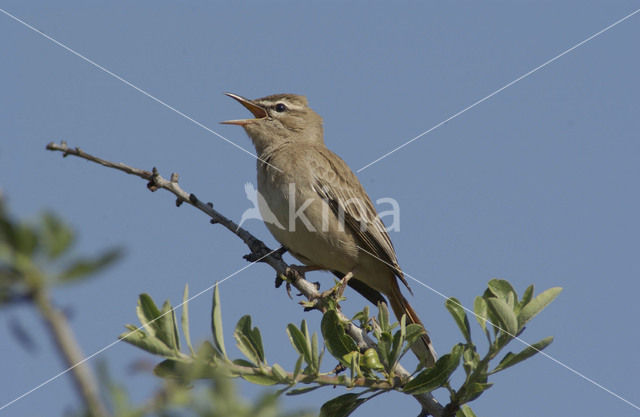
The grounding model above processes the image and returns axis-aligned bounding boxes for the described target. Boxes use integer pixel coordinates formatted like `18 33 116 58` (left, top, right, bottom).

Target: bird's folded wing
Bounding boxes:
310 147 411 291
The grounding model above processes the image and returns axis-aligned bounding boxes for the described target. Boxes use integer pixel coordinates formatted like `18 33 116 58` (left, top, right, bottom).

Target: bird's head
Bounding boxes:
221 93 324 154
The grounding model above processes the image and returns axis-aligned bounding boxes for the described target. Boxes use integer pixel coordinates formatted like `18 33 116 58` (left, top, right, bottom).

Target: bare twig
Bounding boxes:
46 141 443 417
46 141 285 275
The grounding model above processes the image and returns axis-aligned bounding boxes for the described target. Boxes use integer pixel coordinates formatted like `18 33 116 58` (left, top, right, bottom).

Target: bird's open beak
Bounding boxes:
220 93 268 126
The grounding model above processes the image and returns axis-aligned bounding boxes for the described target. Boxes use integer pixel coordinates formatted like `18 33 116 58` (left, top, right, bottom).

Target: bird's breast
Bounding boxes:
256 166 359 272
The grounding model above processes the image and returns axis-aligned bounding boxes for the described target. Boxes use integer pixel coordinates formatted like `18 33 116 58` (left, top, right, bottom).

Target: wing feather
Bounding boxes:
309 147 411 291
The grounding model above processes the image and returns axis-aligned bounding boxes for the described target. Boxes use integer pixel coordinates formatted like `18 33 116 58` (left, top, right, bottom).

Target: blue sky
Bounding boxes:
1 2 639 416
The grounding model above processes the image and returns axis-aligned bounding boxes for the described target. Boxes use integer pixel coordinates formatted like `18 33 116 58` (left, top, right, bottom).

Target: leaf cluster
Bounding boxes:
121 279 561 417
0 201 122 354
0 200 122 306
89 358 314 417
121 285 430 416
438 279 562 415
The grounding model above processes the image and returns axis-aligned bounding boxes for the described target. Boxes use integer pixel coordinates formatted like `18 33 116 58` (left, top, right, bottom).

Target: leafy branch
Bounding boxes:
121 280 560 417
46 141 562 417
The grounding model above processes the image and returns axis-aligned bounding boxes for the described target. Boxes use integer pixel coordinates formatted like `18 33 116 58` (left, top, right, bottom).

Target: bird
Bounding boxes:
221 93 437 367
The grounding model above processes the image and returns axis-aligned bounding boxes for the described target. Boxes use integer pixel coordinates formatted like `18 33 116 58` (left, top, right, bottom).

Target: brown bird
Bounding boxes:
222 93 437 367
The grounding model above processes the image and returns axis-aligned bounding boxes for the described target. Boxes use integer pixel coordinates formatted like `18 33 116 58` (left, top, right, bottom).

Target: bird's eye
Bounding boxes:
275 103 287 112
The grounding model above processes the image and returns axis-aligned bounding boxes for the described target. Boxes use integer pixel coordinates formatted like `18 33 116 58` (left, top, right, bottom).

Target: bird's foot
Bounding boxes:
281 265 324 299
285 264 323 279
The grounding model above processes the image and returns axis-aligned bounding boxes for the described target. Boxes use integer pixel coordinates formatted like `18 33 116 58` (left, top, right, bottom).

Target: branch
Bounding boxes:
32 287 108 417
46 141 443 417
1 195 109 416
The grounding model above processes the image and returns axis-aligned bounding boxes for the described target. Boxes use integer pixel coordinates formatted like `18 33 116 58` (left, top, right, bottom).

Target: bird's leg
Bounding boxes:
283 264 323 281
294 265 324 274
284 265 324 290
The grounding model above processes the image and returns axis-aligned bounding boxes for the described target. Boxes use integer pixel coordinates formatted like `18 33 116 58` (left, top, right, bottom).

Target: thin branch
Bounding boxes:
31 279 108 417
46 141 284 274
224 360 398 390
46 140 443 417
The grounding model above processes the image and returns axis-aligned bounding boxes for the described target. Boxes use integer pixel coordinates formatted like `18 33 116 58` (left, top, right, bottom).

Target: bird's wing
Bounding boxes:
309 147 411 292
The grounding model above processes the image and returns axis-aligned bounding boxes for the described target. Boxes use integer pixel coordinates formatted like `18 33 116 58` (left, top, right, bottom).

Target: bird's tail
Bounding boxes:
388 282 437 368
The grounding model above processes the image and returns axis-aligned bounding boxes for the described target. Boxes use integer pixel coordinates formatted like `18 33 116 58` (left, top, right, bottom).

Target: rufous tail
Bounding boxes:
388 283 437 368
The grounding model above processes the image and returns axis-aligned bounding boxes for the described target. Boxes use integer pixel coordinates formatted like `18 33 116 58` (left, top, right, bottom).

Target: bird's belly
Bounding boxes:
258 181 358 273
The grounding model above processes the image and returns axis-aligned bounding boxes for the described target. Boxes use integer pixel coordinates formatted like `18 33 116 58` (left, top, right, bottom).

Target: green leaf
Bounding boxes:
287 323 311 365
351 306 369 326
473 296 490 342
211 284 227 358
234 315 265 365
486 298 518 337
487 279 517 308
154 358 212 381
136 293 162 337
119 328 177 357
311 331 320 371
57 248 122 283
404 323 426 346
321 310 357 366
40 212 74 259
403 344 463 394
347 350 360 381
518 287 562 330
516 285 534 314
153 359 191 379
286 385 323 396
376 331 392 370
387 314 405 367
241 373 278 386
181 284 194 355
319 393 368 417
462 345 480 376
232 359 256 368
457 405 478 417
458 382 493 403
246 317 265 362
14 223 38 256
134 294 179 352
446 297 472 344
300 320 313 366
481 293 501 337
377 301 392 332
292 355 304 380
159 300 180 352
490 336 553 374
0 214 16 246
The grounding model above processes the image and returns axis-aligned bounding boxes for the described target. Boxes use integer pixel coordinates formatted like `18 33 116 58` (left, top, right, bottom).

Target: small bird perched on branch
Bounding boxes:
222 93 437 367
